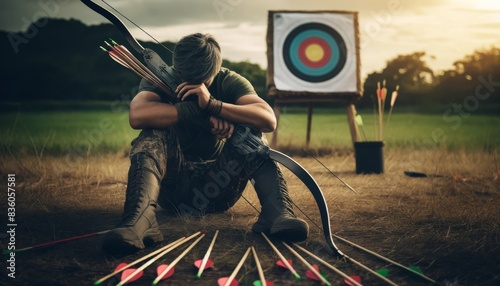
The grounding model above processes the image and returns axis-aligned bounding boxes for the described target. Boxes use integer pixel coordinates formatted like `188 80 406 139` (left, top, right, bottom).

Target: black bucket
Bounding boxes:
354 141 384 174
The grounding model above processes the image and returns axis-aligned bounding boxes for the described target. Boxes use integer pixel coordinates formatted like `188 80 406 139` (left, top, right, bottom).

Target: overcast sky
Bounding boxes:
1 0 500 78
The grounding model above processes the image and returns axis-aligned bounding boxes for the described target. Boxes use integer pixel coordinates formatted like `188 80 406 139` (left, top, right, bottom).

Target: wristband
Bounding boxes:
204 96 223 115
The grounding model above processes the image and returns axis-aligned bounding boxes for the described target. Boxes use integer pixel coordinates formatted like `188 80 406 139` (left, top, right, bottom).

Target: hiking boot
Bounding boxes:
102 153 164 254
251 160 309 241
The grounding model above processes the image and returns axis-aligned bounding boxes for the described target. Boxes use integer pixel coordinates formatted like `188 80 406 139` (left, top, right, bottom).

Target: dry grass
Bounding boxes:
0 148 499 285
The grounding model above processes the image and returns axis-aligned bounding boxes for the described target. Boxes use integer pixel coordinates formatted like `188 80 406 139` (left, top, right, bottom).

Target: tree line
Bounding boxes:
361 49 500 108
0 18 267 104
1 18 498 109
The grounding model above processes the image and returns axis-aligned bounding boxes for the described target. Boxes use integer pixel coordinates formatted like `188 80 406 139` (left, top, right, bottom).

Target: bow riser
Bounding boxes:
142 48 182 100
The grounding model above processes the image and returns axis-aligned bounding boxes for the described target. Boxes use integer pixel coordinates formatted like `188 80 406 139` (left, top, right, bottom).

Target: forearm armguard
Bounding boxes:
175 101 208 124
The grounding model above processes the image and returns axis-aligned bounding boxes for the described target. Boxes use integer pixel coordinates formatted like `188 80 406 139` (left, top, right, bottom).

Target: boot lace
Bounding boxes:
120 168 147 225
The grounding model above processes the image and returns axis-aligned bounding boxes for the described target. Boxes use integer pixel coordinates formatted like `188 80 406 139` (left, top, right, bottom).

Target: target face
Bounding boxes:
283 23 347 83
272 12 359 93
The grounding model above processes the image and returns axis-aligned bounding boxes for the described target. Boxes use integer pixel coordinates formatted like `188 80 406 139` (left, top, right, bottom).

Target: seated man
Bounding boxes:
102 33 309 254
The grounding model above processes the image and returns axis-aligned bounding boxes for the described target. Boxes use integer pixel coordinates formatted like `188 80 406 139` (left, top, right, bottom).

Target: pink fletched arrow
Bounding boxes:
114 263 142 283
218 247 252 286
261 233 300 280
344 275 362 286
333 234 437 284
276 259 293 269
151 233 206 284
306 264 323 281
116 232 202 286
100 39 172 96
195 229 219 278
93 233 193 285
251 246 274 286
293 243 363 286
282 242 331 286
3 229 111 254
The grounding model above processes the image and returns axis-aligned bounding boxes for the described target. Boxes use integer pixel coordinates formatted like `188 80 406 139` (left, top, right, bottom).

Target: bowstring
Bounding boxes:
302 149 357 194
290 201 324 232
101 0 174 54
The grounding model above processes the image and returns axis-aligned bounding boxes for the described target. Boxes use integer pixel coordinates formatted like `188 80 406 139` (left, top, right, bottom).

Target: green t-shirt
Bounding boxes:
137 67 256 161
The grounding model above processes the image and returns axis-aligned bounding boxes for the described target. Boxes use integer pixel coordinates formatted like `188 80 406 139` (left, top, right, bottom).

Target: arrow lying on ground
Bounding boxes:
3 229 111 254
152 233 206 284
195 229 219 278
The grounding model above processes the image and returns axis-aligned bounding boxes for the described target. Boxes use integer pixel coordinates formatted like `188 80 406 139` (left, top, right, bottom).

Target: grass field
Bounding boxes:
1 108 499 156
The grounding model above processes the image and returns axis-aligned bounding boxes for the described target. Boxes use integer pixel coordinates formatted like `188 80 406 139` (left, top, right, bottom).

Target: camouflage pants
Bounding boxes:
129 125 270 216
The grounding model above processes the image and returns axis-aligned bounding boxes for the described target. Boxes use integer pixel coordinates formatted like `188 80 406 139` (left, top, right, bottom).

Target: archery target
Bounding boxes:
283 22 347 82
273 12 358 93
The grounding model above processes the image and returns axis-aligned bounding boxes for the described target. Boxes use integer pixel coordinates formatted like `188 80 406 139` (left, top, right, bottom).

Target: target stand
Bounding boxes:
266 10 362 147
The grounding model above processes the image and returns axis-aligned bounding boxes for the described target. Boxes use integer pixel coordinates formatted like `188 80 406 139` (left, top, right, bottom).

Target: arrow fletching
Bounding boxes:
306 264 327 281
196 229 219 278
376 268 389 277
156 264 175 279
409 266 424 275
344 275 362 286
218 247 252 286
253 280 275 286
391 85 400 106
355 114 364 126
113 263 143 282
194 259 214 270
218 277 239 286
121 268 143 283
153 233 206 284
276 259 292 269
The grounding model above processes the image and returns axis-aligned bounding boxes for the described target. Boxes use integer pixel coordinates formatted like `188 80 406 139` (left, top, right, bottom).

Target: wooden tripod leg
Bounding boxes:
306 102 313 148
346 103 359 144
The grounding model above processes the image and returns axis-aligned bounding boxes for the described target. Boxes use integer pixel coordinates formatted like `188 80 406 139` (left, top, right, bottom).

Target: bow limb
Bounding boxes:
81 0 181 101
269 149 345 258
81 0 144 54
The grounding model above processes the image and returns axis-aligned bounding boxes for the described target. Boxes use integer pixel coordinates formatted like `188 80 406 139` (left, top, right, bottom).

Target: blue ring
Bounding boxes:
282 22 347 83
288 30 340 76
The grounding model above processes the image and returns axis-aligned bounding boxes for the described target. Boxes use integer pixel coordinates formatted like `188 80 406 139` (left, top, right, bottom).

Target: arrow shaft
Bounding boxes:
197 229 219 278
251 246 267 286
261 233 300 279
94 234 190 285
282 242 331 286
108 51 132 69
303 150 357 194
153 233 206 284
109 43 153 80
223 247 252 286
109 50 154 83
106 42 170 92
293 243 363 286
6 230 110 254
117 232 201 286
344 256 399 286
333 235 437 284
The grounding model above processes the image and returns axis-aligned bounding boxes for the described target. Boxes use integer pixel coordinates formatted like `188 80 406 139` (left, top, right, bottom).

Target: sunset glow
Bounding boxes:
1 0 499 77
473 0 500 11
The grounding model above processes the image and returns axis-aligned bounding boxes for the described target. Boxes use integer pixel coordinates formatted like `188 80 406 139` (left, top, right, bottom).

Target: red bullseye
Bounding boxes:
298 37 331 68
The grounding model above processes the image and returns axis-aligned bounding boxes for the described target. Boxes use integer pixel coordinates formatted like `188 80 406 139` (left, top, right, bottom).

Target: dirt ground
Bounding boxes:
1 149 499 285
